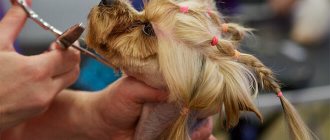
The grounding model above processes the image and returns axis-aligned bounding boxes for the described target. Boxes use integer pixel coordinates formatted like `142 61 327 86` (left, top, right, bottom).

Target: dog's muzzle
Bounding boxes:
99 0 115 6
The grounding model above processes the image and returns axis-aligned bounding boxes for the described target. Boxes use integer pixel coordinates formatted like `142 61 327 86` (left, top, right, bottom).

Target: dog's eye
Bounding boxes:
143 23 155 36
127 21 155 36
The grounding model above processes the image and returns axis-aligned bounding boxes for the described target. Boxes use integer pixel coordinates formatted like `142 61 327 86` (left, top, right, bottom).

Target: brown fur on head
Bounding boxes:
86 0 165 88
86 0 315 140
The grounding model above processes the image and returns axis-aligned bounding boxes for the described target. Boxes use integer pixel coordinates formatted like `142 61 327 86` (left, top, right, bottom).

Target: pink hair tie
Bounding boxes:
180 6 189 13
277 91 283 97
207 8 212 16
211 36 219 46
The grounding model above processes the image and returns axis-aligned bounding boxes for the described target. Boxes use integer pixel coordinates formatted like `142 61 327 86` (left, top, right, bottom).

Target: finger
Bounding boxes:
31 43 80 76
0 2 28 48
118 77 168 104
11 0 32 6
208 135 217 140
52 64 80 92
191 118 213 140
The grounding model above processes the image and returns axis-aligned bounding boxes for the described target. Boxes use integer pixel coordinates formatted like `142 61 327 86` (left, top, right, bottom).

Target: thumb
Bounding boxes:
209 135 217 140
30 43 80 76
116 76 168 104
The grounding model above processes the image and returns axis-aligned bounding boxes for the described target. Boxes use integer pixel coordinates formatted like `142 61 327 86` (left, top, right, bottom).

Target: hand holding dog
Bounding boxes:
2 76 215 140
91 76 216 140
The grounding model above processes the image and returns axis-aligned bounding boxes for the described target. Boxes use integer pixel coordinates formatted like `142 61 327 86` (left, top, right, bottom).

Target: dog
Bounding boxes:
86 0 314 139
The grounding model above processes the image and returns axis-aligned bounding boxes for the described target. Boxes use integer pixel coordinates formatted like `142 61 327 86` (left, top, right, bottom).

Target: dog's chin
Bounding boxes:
121 59 166 89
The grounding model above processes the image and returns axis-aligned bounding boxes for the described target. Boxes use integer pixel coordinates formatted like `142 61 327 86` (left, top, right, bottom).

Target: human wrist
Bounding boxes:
74 90 114 139
0 90 90 140
85 88 135 140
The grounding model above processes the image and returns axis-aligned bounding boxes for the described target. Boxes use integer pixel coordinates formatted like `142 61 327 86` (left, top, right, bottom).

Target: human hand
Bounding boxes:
0 0 80 130
84 76 214 140
191 117 217 140
1 77 214 140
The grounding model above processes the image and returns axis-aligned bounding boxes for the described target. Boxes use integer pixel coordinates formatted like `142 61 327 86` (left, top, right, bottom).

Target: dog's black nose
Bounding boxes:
99 0 115 6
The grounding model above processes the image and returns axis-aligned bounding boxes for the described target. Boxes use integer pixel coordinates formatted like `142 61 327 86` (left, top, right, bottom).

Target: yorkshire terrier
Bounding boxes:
86 0 314 140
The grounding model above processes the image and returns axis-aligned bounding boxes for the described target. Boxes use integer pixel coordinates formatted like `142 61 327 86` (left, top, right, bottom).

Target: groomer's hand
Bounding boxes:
1 77 214 140
0 0 80 130
88 76 215 140
88 76 168 140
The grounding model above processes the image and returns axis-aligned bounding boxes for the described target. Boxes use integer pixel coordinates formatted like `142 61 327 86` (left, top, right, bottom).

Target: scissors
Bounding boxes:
15 0 113 67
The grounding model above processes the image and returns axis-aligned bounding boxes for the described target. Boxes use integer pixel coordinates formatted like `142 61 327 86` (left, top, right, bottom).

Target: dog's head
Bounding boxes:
86 0 266 138
86 0 159 71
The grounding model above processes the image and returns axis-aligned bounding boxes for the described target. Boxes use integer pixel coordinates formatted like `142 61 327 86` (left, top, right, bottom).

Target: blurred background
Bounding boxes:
1 0 329 139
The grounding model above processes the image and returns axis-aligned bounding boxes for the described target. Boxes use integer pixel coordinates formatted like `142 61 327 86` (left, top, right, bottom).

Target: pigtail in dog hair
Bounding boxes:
222 19 316 140
237 53 315 140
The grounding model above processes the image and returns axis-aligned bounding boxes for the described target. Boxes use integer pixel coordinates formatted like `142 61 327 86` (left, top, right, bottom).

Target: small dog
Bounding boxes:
86 0 314 139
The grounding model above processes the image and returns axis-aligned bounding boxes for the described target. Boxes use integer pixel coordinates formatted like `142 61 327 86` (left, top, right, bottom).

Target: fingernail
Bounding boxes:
49 43 57 51
50 42 61 50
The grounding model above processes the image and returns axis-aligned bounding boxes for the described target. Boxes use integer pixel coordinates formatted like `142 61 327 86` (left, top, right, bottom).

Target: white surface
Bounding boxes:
3 0 99 45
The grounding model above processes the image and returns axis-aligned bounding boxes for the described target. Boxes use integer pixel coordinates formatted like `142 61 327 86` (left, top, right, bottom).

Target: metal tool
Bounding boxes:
57 23 85 49
15 0 113 67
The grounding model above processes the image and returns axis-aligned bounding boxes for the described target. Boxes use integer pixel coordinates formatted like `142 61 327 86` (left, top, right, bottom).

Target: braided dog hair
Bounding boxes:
86 0 315 139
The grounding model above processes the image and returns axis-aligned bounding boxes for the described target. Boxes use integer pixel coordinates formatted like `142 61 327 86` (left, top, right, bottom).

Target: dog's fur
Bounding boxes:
86 0 314 139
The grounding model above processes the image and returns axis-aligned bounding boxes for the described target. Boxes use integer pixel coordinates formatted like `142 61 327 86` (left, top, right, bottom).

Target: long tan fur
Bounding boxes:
86 0 315 139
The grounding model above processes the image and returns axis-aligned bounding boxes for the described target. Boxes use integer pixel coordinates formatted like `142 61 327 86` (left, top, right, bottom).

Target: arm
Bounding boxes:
1 77 167 140
1 90 97 140
1 77 215 140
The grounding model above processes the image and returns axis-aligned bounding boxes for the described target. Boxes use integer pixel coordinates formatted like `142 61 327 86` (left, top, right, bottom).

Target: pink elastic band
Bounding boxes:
211 36 219 46
180 6 189 13
207 8 212 16
277 91 283 97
